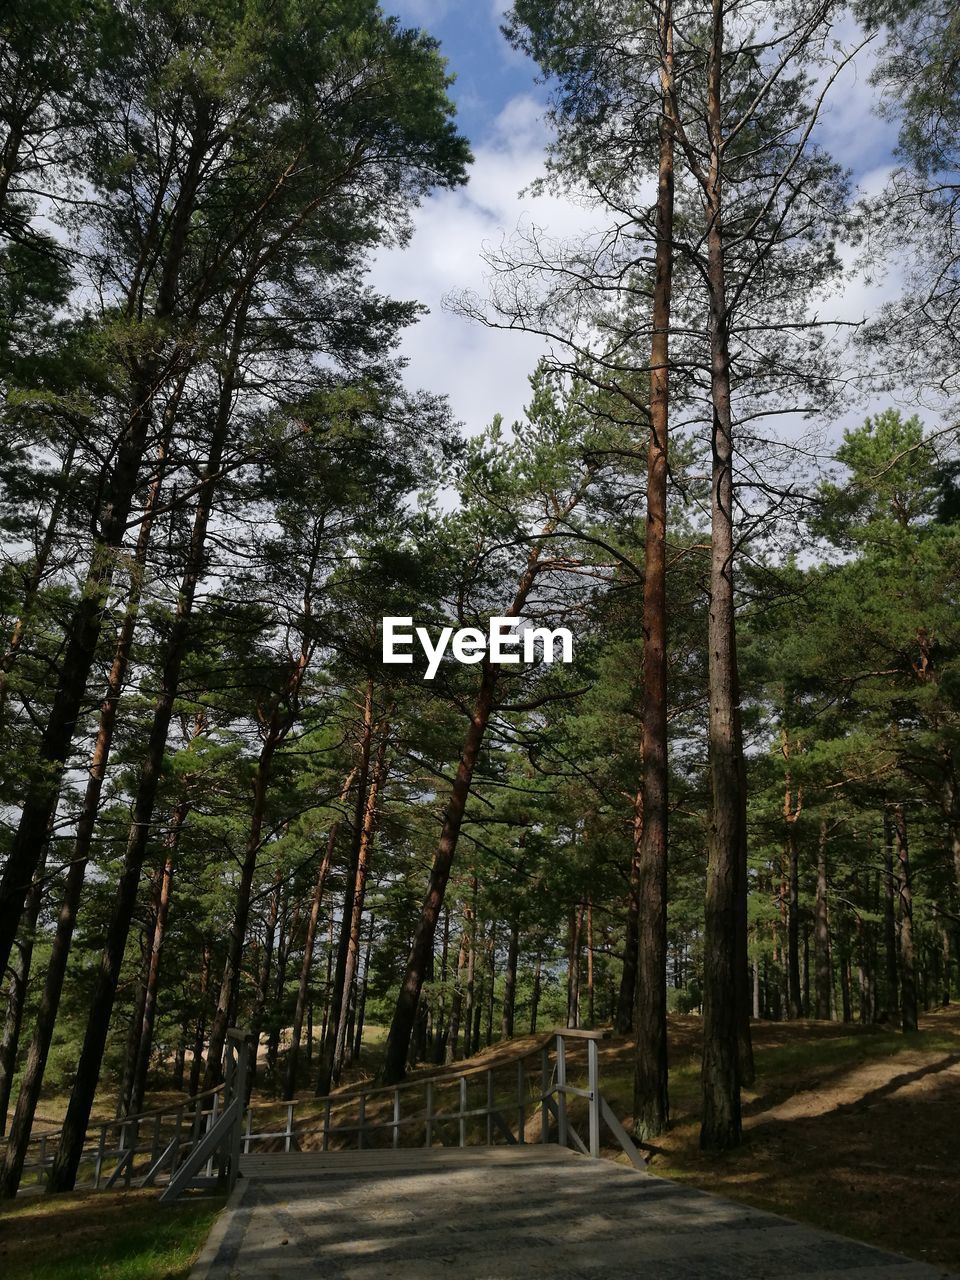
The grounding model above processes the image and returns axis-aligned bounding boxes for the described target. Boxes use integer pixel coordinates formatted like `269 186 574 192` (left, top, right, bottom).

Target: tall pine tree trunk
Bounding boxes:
283 768 356 1099
634 0 675 1140
501 915 520 1039
616 807 642 1034
332 729 388 1084
0 126 210 978
48 312 249 1191
814 820 833 1020
0 443 177 1196
883 813 899 1021
894 804 918 1032
0 843 47 1137
699 0 743 1149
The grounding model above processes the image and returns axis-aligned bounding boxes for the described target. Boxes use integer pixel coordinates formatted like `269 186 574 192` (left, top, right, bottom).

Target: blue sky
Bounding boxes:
375 3 902 446
388 2 541 142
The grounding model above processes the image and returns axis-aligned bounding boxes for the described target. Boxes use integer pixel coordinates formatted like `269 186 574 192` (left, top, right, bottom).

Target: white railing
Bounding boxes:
239 1029 645 1169
20 1029 252 1196
19 1027 643 1199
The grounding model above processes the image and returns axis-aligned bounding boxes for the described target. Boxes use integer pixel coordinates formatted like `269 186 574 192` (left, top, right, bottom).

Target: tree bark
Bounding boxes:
282 769 356 1098
0 446 177 1196
188 942 211 1096
634 0 675 1139
48 311 248 1191
332 727 388 1084
501 915 520 1039
699 0 742 1150
883 813 899 1021
566 901 584 1029
530 946 542 1034
616 810 641 1034
814 820 833 1020
0 120 210 979
445 923 469 1064
893 804 918 1032
0 843 46 1138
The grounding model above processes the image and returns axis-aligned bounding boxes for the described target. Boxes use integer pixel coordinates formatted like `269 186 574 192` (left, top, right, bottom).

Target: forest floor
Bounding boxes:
392 1008 960 1273
4 1010 957 1275
0 1189 223 1279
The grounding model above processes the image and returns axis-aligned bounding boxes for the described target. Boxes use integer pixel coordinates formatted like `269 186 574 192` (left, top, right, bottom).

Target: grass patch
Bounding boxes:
0 1190 223 1280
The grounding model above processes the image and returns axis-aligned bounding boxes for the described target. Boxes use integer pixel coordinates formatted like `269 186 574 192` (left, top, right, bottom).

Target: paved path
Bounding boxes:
189 1148 954 1279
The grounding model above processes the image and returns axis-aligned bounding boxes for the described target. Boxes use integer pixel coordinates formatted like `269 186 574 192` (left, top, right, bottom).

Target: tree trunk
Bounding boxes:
566 901 584 1029
188 942 211 1096
814 820 833 1020
0 136 208 978
893 804 918 1032
502 915 520 1040
204 719 283 1089
381 514 572 1083
0 844 46 1138
316 682 376 1095
0 438 78 723
484 924 496 1047
586 901 595 1028
353 916 375 1062
332 727 388 1084
248 871 282 1088
446 923 469 1064
699 0 742 1150
883 814 899 1021
0 477 187 1195
616 813 641 1034
282 769 356 1098
128 826 180 1116
434 908 450 1062
48 301 248 1192
530 946 542 1034
634 0 675 1141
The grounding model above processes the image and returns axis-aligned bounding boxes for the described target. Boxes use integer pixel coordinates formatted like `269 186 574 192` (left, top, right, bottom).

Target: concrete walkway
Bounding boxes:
189 1147 954 1279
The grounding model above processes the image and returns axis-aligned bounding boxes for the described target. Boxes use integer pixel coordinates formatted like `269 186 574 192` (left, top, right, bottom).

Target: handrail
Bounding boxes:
25 1085 224 1146
305 1027 607 1107
239 1028 643 1170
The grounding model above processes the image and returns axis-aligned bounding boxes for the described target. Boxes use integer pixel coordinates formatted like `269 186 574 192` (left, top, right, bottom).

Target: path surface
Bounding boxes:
190 1148 954 1279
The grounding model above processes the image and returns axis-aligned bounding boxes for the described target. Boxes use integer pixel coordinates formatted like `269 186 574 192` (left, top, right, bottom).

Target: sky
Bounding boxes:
376 2 903 443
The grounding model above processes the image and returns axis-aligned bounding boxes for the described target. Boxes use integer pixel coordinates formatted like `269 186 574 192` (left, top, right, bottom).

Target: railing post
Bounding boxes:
459 1076 467 1148
540 1046 550 1143
244 1106 252 1155
94 1124 106 1188
425 1080 433 1148
358 1093 366 1150
555 1034 568 1150
285 1103 293 1153
393 1089 401 1150
588 1037 600 1159
323 1099 331 1151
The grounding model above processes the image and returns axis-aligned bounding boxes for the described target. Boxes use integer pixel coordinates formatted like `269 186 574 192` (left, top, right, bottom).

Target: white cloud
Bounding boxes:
373 94 593 438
